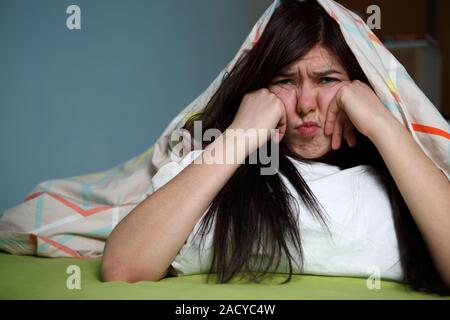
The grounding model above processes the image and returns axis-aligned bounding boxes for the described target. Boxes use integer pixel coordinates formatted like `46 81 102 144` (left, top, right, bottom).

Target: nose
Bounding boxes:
295 82 318 116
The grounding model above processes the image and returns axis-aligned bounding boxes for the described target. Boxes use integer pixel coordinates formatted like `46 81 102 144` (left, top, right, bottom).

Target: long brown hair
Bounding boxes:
182 0 449 295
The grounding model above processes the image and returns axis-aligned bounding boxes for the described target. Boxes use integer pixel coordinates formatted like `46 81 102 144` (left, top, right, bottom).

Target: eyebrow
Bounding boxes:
276 68 343 78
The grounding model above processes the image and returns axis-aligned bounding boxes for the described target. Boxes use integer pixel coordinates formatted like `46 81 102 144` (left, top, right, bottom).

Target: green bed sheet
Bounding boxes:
0 252 448 300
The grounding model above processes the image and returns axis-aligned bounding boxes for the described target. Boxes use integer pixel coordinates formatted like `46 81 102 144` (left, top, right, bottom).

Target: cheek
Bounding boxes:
273 87 297 121
275 87 296 107
317 86 342 116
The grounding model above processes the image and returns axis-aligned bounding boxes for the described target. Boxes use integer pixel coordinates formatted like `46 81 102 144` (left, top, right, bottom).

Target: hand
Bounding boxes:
229 88 287 153
324 80 396 149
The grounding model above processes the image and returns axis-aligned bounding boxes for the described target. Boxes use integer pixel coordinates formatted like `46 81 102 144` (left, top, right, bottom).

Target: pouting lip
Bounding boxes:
295 121 320 129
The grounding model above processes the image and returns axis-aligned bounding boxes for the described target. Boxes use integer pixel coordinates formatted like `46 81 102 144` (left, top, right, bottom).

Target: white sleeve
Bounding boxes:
151 150 204 192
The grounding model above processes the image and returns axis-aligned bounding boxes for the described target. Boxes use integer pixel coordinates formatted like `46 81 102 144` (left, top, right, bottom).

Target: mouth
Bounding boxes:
295 122 320 136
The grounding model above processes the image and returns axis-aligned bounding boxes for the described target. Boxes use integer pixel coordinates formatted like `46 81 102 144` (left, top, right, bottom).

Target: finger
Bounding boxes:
324 91 341 136
274 109 287 144
343 118 357 147
331 111 345 150
271 129 279 144
273 126 285 144
271 88 292 144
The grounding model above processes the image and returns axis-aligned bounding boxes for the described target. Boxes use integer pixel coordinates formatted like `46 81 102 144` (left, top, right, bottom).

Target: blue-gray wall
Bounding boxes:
0 0 273 214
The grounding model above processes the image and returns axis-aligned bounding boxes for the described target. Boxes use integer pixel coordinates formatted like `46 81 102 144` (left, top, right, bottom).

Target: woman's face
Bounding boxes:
269 44 351 160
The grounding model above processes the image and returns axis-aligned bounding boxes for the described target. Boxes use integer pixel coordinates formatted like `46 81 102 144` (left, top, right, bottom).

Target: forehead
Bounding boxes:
283 45 344 72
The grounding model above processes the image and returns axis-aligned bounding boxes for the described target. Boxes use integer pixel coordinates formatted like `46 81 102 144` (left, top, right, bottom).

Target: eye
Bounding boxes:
319 77 338 84
274 79 294 85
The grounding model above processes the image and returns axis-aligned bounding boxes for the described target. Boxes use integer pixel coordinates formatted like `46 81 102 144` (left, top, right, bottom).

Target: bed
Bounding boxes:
0 252 448 300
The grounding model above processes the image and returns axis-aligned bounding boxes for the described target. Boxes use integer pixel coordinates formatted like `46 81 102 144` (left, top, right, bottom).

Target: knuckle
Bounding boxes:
259 87 270 95
338 85 352 99
340 83 350 93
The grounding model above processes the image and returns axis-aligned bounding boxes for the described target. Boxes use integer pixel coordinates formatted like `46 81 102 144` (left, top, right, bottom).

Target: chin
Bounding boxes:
293 146 331 160
299 150 328 159
286 137 332 160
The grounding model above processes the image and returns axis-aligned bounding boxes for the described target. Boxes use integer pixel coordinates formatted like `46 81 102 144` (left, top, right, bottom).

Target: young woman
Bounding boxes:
101 0 450 295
